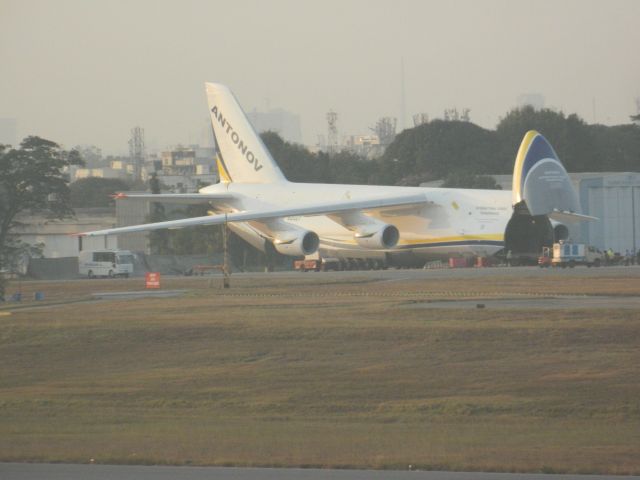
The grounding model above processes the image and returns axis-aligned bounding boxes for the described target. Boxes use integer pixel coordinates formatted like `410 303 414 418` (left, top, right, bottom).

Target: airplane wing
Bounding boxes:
77 193 427 237
110 192 236 204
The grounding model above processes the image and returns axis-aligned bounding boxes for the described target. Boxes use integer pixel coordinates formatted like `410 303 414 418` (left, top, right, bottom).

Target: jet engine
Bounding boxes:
273 229 320 256
327 210 400 250
354 224 399 249
245 218 320 257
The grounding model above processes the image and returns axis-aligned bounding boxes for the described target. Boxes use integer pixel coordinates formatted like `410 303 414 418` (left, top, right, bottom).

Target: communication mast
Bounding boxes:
128 126 145 181
371 117 397 147
412 113 429 127
443 108 471 122
326 110 338 153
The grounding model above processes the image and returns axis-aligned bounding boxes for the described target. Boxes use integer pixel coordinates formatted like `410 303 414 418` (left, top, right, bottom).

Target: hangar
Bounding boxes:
578 172 640 254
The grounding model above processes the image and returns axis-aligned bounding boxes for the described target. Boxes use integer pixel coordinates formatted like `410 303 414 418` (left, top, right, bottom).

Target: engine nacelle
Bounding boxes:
273 230 319 256
354 224 399 249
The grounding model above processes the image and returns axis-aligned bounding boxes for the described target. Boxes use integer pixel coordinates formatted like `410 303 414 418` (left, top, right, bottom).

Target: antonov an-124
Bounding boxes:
79 83 594 267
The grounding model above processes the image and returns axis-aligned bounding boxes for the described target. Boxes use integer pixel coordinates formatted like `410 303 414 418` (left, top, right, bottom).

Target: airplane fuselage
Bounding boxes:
202 182 512 260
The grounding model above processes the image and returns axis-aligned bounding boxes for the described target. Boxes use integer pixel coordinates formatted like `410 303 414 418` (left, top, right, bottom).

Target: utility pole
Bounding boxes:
222 219 230 289
400 56 406 131
326 110 338 154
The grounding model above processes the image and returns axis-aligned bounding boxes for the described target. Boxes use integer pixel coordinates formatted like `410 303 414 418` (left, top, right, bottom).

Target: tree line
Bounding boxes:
266 106 640 187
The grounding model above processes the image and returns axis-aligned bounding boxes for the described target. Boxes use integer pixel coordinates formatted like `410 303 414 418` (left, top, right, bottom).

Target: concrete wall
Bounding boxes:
28 257 79 280
580 173 640 254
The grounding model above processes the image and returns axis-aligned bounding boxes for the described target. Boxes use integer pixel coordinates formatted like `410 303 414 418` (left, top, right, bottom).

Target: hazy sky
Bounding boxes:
1 0 639 154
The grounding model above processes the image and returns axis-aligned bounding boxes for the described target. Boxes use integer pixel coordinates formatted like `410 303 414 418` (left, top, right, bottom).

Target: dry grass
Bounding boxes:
0 270 639 473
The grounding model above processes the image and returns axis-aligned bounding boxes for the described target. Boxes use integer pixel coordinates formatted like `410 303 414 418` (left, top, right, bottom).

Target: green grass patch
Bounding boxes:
0 274 639 473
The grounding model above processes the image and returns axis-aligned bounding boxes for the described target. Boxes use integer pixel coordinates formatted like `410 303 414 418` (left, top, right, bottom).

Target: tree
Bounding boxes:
261 131 377 185
0 137 83 298
70 177 131 208
381 120 499 184
147 173 171 254
495 106 599 172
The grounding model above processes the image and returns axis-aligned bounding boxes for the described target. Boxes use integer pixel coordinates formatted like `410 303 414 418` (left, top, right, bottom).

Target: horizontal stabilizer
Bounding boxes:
548 209 598 223
110 192 236 205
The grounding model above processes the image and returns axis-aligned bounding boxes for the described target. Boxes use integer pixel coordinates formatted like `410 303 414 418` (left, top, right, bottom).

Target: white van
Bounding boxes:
79 250 135 278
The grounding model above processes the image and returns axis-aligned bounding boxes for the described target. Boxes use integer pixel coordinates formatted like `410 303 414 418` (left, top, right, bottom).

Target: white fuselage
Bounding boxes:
202 182 513 260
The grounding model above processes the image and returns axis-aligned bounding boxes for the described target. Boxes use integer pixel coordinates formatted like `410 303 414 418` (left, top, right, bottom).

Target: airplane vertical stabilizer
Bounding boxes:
206 83 286 184
512 130 580 216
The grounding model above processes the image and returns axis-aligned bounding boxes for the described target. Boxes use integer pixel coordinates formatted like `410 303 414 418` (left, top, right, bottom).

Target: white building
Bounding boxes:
13 208 118 258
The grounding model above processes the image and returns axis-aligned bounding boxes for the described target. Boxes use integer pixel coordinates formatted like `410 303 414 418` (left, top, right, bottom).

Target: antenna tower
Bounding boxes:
400 57 406 131
128 126 145 181
371 117 397 147
412 113 429 127
326 110 338 153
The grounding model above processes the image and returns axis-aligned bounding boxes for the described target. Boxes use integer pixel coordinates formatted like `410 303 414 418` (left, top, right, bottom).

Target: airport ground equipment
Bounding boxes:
294 257 341 272
541 242 604 268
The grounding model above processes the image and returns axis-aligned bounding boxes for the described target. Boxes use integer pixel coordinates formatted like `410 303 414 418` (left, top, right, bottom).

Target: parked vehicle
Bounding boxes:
79 250 134 278
545 242 603 268
294 257 341 272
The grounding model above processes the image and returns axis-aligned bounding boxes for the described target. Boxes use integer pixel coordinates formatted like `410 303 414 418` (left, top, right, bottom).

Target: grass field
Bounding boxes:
1 271 639 473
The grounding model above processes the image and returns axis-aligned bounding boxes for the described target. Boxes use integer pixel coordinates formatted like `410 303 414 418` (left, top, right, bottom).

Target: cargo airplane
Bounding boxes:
79 83 592 266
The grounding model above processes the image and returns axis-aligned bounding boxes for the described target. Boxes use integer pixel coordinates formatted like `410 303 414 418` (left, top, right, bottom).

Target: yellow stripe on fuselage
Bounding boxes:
322 233 504 247
512 130 538 204
398 233 504 246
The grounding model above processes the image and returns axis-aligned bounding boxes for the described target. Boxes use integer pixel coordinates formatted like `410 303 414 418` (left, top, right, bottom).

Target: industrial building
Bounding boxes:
578 172 640 255
12 208 118 258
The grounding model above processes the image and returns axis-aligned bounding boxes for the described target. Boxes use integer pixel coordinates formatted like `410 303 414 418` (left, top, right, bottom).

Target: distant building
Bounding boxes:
13 208 118 258
343 134 383 159
0 118 18 146
247 107 302 144
74 167 124 180
155 145 217 191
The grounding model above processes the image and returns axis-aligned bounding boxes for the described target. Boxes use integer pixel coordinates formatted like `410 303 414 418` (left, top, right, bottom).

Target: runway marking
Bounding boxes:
213 291 592 299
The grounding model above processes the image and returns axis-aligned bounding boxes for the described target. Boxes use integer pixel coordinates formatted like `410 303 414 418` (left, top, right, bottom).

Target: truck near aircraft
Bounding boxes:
538 242 603 268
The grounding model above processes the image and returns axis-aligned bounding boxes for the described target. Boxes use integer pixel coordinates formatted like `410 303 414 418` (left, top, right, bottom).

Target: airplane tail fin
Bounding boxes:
206 83 287 184
512 130 581 216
